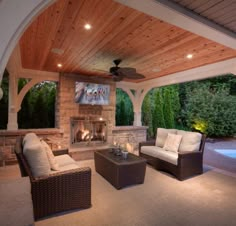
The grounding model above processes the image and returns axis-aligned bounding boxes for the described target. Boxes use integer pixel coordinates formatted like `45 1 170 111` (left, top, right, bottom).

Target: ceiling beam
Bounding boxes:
117 58 236 90
115 0 236 49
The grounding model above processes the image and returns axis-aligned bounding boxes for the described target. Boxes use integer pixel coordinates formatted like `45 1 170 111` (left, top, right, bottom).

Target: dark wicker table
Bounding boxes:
94 149 146 189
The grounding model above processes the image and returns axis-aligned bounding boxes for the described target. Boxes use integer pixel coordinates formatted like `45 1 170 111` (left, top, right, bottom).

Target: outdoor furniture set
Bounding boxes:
15 128 205 219
139 128 206 180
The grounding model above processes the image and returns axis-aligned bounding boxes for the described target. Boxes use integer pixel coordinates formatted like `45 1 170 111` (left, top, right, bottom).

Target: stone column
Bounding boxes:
7 73 18 130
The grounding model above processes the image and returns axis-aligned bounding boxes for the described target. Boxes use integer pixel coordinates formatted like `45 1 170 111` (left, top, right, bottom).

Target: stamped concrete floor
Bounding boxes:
1 159 235 226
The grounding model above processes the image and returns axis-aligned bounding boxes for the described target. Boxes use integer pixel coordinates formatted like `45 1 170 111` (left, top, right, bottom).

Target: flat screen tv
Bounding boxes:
75 82 110 105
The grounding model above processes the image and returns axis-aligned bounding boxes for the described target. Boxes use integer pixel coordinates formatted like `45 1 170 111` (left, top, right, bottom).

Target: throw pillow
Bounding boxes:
41 140 60 171
163 133 182 153
155 128 177 147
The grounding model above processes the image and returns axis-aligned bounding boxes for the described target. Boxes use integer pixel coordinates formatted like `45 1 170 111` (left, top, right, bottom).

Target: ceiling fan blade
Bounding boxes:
124 73 145 79
112 74 124 82
92 68 109 73
117 67 136 75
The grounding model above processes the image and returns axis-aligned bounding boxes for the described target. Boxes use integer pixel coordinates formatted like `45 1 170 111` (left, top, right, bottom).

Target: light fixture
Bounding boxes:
186 54 193 59
99 117 103 121
84 23 92 30
57 63 62 68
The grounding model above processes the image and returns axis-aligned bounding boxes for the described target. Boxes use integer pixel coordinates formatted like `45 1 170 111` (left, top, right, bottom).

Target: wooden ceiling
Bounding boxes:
19 0 236 83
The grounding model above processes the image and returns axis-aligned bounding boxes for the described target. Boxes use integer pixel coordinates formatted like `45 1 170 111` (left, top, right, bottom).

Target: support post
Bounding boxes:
133 111 142 126
7 72 18 130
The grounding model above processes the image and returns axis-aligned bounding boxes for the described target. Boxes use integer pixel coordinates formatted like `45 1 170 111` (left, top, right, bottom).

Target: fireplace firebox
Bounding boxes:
71 116 107 146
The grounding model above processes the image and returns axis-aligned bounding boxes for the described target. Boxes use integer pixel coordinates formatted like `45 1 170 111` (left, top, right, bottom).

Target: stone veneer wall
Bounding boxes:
56 73 116 148
112 126 148 151
0 129 63 166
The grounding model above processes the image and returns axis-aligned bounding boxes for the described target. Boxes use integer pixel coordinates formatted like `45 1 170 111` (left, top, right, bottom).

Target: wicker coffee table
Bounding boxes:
94 149 146 189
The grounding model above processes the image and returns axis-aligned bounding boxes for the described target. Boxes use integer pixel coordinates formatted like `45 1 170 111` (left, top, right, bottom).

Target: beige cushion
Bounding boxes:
155 128 177 147
0 177 34 226
41 140 60 171
141 146 164 158
50 163 79 174
163 133 182 153
141 145 178 165
177 130 202 153
55 155 76 167
155 149 178 165
23 136 51 177
23 132 38 146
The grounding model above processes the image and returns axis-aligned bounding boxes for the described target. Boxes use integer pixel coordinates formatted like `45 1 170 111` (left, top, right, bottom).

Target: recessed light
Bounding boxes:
57 63 62 68
84 23 92 30
186 54 193 59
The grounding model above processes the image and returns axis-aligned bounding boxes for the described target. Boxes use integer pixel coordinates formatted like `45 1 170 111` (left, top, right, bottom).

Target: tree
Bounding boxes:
163 87 175 128
142 93 153 138
152 89 165 136
183 83 236 136
116 88 133 126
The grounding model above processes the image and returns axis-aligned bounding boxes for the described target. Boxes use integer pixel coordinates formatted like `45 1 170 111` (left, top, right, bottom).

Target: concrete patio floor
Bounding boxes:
0 154 236 226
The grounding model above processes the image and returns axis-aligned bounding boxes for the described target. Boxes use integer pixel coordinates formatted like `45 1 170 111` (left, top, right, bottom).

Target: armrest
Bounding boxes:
139 140 155 153
178 151 203 166
31 167 92 219
32 167 91 182
52 148 69 156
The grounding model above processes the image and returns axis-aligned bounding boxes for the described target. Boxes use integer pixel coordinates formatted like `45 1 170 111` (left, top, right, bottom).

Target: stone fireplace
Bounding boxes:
70 116 107 146
55 73 116 149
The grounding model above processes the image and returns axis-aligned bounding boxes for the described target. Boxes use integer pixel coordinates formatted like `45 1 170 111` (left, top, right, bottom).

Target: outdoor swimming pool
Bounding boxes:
214 149 236 159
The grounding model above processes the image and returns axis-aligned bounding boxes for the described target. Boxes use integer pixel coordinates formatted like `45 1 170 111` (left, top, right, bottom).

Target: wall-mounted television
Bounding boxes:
75 82 110 105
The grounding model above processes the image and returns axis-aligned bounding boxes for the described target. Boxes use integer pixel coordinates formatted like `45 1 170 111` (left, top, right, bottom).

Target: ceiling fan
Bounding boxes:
95 59 145 82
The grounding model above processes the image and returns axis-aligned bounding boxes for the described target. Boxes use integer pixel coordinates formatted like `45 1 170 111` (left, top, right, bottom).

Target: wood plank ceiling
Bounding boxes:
19 0 236 83
170 0 236 33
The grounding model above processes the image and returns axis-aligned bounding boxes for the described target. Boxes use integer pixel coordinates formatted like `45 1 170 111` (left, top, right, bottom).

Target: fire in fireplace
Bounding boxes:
71 116 107 146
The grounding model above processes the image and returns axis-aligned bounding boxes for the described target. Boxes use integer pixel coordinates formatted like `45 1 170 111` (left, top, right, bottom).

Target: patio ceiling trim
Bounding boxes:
117 58 236 91
115 0 236 49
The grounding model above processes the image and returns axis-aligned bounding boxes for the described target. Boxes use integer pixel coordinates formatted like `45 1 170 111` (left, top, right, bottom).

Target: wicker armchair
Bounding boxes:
15 137 91 220
139 134 206 180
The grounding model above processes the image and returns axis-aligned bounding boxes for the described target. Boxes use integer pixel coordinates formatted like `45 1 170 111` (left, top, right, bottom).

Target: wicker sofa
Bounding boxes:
15 133 91 220
139 128 206 180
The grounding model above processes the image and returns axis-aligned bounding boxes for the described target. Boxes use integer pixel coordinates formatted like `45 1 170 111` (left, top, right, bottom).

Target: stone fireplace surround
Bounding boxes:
56 73 116 149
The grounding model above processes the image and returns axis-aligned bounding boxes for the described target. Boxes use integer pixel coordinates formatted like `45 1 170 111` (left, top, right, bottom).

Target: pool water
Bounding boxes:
214 149 236 159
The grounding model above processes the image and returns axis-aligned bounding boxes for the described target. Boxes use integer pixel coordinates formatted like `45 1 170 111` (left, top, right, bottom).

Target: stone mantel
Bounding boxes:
112 126 148 132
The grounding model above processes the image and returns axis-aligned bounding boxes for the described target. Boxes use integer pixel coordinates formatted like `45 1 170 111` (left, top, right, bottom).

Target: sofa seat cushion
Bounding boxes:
177 130 202 153
156 128 177 147
155 149 178 165
55 154 76 167
141 146 164 157
50 163 79 174
141 146 178 165
23 134 51 177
